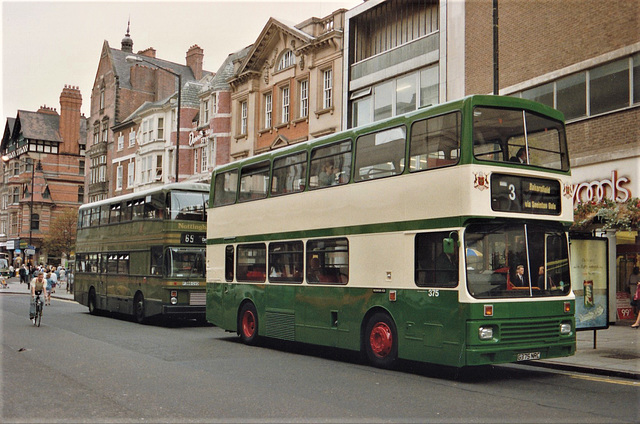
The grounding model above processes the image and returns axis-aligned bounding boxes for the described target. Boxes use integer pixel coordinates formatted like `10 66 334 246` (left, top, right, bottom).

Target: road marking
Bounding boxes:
568 373 639 386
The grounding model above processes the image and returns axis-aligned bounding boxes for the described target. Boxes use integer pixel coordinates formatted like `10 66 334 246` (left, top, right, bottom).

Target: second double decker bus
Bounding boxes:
75 182 209 323
206 95 575 368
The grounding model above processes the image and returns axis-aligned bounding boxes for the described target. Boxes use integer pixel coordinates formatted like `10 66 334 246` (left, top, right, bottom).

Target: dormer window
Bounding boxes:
277 50 295 71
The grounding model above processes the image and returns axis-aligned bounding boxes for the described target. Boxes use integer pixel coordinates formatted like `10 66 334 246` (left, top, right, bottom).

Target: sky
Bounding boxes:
1 0 364 120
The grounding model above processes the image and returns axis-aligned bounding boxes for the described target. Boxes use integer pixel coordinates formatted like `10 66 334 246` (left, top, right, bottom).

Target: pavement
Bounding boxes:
2 276 638 379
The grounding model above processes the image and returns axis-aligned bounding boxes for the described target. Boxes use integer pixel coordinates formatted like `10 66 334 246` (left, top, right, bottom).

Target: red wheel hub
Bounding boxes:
369 322 393 358
242 310 256 337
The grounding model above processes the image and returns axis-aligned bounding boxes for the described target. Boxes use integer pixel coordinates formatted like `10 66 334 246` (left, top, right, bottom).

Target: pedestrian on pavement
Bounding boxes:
628 267 640 328
19 264 28 285
44 271 53 306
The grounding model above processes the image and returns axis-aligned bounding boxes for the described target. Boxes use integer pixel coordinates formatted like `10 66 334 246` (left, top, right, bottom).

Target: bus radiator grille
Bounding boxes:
500 320 560 342
189 291 206 306
265 311 295 341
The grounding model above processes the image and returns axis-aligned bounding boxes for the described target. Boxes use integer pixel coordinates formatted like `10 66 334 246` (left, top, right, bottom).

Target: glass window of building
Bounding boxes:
396 74 417 116
590 58 629 115
556 72 586 120
420 65 439 108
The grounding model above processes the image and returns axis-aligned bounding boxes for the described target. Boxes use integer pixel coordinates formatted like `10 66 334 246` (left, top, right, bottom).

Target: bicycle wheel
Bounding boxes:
35 301 42 327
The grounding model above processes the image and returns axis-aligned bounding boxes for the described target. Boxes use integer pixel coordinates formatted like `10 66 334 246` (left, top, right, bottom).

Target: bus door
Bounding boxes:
300 239 349 346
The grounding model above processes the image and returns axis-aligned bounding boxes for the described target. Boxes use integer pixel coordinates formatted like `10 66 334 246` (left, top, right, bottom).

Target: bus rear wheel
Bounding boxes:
88 288 98 315
133 293 146 324
238 302 259 345
364 312 398 368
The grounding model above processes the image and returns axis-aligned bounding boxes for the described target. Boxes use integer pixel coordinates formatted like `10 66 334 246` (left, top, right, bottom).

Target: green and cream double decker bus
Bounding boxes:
206 95 576 368
75 182 209 323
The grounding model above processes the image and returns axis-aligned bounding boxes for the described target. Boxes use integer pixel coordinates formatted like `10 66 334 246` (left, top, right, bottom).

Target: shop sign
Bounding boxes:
573 170 631 204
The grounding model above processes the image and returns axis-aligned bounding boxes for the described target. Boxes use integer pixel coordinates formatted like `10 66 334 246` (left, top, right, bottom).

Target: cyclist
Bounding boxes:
30 271 46 324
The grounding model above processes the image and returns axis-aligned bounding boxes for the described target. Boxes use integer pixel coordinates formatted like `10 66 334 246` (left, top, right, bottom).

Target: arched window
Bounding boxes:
277 50 295 71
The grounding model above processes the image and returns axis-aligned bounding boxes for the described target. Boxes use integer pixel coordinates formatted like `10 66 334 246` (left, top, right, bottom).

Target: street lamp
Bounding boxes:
1 154 39 259
126 55 182 182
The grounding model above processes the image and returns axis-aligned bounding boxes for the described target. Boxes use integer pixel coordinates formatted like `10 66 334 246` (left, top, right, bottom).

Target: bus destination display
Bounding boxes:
491 174 561 215
181 232 207 245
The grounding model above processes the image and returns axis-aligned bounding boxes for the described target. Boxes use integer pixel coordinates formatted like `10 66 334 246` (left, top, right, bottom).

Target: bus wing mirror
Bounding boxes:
443 232 459 255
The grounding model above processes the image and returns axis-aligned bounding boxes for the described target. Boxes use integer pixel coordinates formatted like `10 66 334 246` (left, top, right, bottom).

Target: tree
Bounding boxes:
43 208 78 260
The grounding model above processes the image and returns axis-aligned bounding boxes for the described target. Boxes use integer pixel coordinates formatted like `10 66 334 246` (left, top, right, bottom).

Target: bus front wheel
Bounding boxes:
364 312 398 368
238 302 259 345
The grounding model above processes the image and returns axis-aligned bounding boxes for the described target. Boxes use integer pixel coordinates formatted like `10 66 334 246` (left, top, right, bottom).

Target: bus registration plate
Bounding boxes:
517 352 541 361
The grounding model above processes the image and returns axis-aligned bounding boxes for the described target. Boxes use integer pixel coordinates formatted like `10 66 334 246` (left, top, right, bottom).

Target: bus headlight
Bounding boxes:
170 296 178 305
560 322 572 335
478 326 494 340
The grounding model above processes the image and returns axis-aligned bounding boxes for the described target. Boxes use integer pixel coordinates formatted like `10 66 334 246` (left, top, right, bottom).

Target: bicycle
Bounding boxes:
32 291 43 327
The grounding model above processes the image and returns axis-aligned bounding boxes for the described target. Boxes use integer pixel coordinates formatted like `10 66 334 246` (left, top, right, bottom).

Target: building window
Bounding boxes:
396 73 417 116
93 124 99 145
127 161 135 188
352 0 439 62
117 133 124 151
79 159 85 175
99 88 105 110
299 79 308 118
240 101 248 135
264 93 272 129
278 50 295 71
31 213 39 231
374 81 393 121
203 99 210 123
281 86 290 123
78 185 84 202
212 93 218 114
12 187 19 204
590 60 629 115
116 164 123 190
101 121 109 142
194 148 199 173
323 69 333 110
516 54 639 122
129 130 136 147
201 146 208 172
157 117 164 140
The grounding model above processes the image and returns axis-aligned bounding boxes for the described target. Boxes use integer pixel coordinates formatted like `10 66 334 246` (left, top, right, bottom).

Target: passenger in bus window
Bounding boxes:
435 250 457 285
537 265 556 290
318 161 337 187
510 147 527 163
513 265 527 286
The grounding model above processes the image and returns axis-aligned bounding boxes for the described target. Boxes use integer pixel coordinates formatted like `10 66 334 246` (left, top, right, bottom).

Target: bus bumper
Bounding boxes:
161 305 206 318
465 341 576 366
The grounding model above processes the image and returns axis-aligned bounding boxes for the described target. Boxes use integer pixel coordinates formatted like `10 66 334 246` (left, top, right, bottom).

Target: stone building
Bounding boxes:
0 85 87 265
228 9 347 159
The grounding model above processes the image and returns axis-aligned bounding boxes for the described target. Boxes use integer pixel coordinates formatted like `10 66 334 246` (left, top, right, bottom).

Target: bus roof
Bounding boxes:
79 182 209 210
211 94 565 175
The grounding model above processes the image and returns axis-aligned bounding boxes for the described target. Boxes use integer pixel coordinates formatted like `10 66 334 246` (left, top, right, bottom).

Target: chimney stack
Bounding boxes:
59 85 82 154
186 44 204 80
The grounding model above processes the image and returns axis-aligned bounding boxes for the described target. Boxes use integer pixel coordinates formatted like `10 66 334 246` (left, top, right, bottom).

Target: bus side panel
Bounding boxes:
207 282 267 333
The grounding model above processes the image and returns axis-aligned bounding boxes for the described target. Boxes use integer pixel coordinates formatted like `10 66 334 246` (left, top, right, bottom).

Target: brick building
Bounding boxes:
86 25 207 201
0 85 87 266
188 47 251 182
343 0 639 320
228 9 347 159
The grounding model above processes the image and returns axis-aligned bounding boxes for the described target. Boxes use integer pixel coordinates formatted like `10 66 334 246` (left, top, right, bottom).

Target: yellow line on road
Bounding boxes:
569 373 639 386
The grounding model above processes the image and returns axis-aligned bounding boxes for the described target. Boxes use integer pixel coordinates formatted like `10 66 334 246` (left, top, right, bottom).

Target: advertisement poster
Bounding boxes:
570 237 609 330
